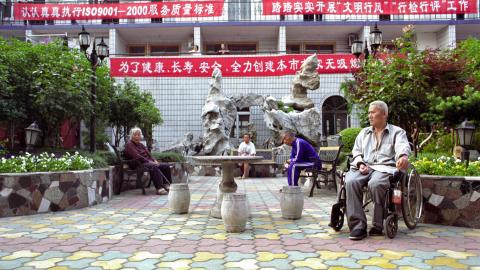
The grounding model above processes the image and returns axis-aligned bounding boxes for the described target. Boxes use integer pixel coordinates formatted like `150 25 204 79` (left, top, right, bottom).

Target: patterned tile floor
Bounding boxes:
1 176 480 269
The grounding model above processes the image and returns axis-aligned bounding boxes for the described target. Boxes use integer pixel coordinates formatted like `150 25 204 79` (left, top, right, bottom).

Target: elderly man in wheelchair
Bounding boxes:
330 100 423 240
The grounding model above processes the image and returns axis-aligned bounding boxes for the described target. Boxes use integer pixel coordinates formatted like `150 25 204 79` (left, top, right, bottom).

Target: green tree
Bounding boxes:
109 79 163 148
341 25 430 140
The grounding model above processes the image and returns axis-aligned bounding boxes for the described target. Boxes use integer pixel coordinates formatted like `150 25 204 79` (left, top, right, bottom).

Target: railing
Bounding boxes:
1 0 479 26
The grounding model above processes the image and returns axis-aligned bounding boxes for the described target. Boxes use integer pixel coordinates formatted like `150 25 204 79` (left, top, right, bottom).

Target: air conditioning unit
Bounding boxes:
348 33 359 47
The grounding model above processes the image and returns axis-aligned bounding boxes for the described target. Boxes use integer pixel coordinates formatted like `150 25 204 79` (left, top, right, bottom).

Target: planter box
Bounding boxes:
421 175 480 228
0 167 113 218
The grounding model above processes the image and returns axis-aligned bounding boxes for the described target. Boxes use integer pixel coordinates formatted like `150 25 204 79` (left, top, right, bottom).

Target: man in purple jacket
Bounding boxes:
282 132 321 186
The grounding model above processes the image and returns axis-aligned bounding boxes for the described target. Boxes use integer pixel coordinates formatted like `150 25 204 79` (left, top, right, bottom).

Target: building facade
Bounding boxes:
1 0 479 148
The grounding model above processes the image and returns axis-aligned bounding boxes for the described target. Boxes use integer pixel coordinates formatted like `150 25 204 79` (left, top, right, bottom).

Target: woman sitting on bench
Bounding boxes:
124 127 172 195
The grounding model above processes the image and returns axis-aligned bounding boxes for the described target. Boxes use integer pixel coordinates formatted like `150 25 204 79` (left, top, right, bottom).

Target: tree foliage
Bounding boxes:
109 79 163 148
341 26 480 144
0 37 163 151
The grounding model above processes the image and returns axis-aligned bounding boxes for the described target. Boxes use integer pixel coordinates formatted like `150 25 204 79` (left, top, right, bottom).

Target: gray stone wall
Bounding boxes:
421 175 480 228
0 168 113 218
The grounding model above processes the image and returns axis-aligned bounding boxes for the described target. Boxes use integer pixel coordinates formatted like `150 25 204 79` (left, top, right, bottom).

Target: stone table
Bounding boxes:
192 155 263 218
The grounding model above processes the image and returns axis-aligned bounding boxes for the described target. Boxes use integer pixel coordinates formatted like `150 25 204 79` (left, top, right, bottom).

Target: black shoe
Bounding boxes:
349 229 367 241
369 227 383 236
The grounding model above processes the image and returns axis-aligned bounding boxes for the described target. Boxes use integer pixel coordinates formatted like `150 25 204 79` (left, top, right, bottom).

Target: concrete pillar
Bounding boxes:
278 26 286 54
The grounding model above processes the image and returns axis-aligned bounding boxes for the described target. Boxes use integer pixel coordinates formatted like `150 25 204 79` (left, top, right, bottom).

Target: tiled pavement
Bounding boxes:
1 176 479 270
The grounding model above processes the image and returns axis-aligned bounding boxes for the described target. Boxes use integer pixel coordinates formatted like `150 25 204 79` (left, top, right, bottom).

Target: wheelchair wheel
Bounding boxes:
401 165 423 230
329 186 346 231
384 214 398 239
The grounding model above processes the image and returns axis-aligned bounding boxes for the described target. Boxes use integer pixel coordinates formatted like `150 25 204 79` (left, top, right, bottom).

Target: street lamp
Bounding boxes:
78 25 109 153
455 119 476 167
351 23 383 60
25 122 41 153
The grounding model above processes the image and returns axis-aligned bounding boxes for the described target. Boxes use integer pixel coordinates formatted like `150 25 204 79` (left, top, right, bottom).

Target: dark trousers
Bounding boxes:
143 162 172 189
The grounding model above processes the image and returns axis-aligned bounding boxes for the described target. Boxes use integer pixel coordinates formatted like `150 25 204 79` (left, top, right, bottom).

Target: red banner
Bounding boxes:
14 2 224 20
110 54 358 77
263 0 478 15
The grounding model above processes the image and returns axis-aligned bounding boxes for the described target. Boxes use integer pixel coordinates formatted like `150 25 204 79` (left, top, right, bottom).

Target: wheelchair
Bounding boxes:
329 158 423 239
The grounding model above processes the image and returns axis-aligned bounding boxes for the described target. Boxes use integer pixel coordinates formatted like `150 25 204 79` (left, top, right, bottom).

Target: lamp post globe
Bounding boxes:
97 37 109 61
351 40 363 59
369 23 383 54
456 119 476 167
78 25 90 52
25 122 41 153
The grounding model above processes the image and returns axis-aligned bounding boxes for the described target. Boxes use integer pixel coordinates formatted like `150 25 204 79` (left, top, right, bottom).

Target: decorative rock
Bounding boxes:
44 187 63 205
201 68 237 155
280 186 304 220
453 193 471 210
221 193 248 233
282 54 320 111
233 93 265 110
428 193 444 207
8 193 27 208
168 183 191 214
0 187 13 197
440 208 460 224
422 188 432 199
263 97 322 146
470 191 480 202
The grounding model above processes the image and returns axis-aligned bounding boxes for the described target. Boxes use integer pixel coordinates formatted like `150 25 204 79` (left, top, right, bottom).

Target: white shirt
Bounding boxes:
238 141 256 156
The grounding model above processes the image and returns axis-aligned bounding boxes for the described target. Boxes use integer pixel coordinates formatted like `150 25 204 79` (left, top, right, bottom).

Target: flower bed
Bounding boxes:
0 153 112 218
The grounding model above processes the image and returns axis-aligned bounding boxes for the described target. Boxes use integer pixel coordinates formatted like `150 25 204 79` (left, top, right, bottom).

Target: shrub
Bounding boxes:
421 132 454 154
339 128 362 153
152 152 186 162
80 151 116 169
412 155 480 176
0 152 93 173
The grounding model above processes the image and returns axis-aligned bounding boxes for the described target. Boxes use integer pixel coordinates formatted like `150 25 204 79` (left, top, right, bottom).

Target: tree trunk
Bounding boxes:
9 122 15 150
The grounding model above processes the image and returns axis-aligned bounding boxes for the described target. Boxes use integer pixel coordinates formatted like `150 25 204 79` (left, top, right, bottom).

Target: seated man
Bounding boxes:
346 100 410 240
282 131 320 186
124 127 172 195
238 133 256 179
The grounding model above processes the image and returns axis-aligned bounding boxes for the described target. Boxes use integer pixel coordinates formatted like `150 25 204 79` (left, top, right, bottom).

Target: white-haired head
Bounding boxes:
129 127 143 140
369 100 389 117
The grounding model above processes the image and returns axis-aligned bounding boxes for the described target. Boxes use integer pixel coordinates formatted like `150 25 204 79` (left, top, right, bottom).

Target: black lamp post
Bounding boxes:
455 119 476 167
25 122 41 153
78 26 109 153
351 23 383 60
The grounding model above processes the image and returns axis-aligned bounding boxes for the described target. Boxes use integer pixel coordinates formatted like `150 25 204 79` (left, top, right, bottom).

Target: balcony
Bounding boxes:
1 0 479 28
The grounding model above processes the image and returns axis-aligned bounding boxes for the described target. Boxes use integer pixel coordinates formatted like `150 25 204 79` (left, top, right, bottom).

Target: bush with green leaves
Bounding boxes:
151 152 186 163
0 152 93 173
421 132 455 154
339 128 362 153
412 155 480 176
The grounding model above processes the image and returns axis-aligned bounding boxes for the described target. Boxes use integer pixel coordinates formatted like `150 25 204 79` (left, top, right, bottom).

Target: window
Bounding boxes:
304 44 334 54
303 14 322 21
151 0 163 23
379 14 391 21
128 45 146 56
228 44 256 54
204 43 256 55
286 44 301 54
150 45 179 55
102 0 119 24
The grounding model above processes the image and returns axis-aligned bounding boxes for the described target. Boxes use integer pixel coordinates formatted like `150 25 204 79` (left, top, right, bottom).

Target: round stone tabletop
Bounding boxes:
192 156 263 164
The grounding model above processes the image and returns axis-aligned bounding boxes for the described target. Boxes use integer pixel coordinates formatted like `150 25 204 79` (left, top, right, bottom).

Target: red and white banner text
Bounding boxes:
262 0 478 15
14 2 224 20
110 54 358 77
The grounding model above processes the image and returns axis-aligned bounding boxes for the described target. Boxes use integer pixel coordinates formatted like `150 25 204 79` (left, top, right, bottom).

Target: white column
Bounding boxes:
447 25 456 49
192 27 202 55
361 26 371 53
278 26 286 54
